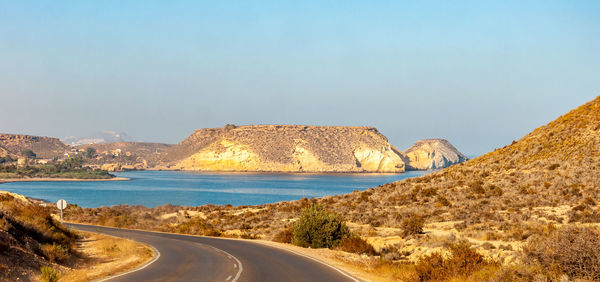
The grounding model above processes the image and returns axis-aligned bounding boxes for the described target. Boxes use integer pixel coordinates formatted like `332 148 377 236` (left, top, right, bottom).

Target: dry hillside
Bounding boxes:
67 96 600 280
77 142 173 170
0 134 69 159
0 192 76 280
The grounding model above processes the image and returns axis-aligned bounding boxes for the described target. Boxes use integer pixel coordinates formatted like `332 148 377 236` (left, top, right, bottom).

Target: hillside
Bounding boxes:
77 142 173 170
157 125 407 173
0 134 69 159
68 96 600 280
404 139 468 170
0 192 76 280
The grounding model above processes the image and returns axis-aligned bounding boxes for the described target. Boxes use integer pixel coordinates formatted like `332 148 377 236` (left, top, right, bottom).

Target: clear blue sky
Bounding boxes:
1 1 598 155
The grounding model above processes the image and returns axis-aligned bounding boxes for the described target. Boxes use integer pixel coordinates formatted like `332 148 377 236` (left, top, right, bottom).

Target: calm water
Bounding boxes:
0 170 433 208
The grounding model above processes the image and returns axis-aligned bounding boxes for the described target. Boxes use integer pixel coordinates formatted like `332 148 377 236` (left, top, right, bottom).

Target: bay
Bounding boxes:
0 170 433 208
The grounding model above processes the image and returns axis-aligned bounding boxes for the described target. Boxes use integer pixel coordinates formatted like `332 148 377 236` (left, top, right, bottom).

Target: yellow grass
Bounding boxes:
54 231 154 282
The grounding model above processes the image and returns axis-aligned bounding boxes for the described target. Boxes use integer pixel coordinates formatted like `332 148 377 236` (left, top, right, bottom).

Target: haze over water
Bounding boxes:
1 170 432 208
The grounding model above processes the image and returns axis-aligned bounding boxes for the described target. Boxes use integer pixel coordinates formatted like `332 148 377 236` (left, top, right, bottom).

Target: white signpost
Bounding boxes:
57 199 67 223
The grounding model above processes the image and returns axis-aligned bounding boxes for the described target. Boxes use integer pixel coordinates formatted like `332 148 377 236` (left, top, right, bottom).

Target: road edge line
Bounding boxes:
93 242 161 282
252 241 362 282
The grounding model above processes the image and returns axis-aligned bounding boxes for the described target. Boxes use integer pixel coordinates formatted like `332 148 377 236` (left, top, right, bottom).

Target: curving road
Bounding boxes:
67 223 360 282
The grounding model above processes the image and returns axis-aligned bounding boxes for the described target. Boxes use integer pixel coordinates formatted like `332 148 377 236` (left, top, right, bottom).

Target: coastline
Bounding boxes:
0 177 130 184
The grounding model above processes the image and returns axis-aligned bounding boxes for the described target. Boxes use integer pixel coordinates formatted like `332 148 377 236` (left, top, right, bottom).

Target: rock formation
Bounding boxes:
404 139 468 170
156 125 406 173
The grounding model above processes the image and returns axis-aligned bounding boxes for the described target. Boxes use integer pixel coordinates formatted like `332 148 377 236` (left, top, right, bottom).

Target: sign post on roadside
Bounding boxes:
57 199 67 223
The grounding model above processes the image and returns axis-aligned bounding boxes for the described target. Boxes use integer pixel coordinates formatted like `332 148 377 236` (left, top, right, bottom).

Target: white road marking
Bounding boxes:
253 242 361 282
200 244 244 282
97 245 161 282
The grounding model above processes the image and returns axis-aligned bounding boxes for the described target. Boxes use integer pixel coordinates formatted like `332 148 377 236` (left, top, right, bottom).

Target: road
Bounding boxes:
67 223 360 282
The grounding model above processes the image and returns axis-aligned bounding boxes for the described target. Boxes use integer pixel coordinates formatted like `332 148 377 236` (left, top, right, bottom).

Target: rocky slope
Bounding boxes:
0 134 69 159
404 139 468 170
157 125 406 173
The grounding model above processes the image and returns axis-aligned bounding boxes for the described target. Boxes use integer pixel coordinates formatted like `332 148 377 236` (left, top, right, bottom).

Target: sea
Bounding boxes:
0 170 434 208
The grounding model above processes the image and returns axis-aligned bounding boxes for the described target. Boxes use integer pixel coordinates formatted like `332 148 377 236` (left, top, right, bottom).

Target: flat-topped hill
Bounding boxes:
0 134 69 159
157 125 407 173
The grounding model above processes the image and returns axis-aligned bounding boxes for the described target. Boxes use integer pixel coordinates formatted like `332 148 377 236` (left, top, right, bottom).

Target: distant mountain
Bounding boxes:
62 131 137 146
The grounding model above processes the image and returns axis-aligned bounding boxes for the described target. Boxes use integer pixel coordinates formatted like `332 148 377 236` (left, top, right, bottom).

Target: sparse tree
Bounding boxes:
21 149 36 158
85 147 96 158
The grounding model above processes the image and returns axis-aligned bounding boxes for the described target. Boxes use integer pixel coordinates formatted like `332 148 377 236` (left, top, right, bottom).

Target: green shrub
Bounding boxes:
21 149 36 158
40 266 60 282
292 204 350 248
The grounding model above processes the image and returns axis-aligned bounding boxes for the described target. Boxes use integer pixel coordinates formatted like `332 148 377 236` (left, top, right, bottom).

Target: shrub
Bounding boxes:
415 242 494 281
548 163 560 170
338 236 377 255
40 266 60 282
401 213 424 237
272 228 293 243
42 243 70 263
21 150 36 158
437 196 451 207
522 226 600 280
292 204 350 248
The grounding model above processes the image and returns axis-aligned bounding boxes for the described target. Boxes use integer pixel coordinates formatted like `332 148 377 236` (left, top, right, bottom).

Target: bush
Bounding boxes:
401 213 424 237
85 147 96 158
522 226 600 280
292 204 350 248
21 150 36 158
40 266 60 282
42 243 70 263
273 228 293 243
415 242 494 281
338 236 377 255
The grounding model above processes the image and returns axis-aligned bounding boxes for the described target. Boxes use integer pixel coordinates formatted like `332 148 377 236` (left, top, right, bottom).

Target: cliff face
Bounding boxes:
0 134 69 158
157 125 406 173
404 139 468 170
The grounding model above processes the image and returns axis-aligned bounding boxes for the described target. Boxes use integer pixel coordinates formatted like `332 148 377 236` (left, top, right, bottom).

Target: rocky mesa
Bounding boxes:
404 139 468 170
157 125 407 173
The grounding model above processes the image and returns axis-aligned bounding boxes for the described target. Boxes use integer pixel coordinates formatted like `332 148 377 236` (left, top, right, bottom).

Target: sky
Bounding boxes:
0 1 599 155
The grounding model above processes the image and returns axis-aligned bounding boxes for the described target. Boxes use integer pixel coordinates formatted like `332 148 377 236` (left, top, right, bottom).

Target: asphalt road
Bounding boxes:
67 223 360 282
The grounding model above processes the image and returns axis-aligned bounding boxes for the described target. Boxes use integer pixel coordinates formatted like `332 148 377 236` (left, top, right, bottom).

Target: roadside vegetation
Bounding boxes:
0 156 113 179
0 192 76 280
0 191 153 281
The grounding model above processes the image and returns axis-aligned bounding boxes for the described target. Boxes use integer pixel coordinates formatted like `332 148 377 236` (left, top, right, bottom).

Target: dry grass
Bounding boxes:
58 231 154 282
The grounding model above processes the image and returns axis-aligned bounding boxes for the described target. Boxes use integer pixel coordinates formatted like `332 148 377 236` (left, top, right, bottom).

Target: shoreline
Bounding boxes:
0 177 130 184
143 168 436 176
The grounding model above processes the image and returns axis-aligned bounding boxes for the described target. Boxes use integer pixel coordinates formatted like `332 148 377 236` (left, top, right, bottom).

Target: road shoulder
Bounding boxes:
56 231 156 281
